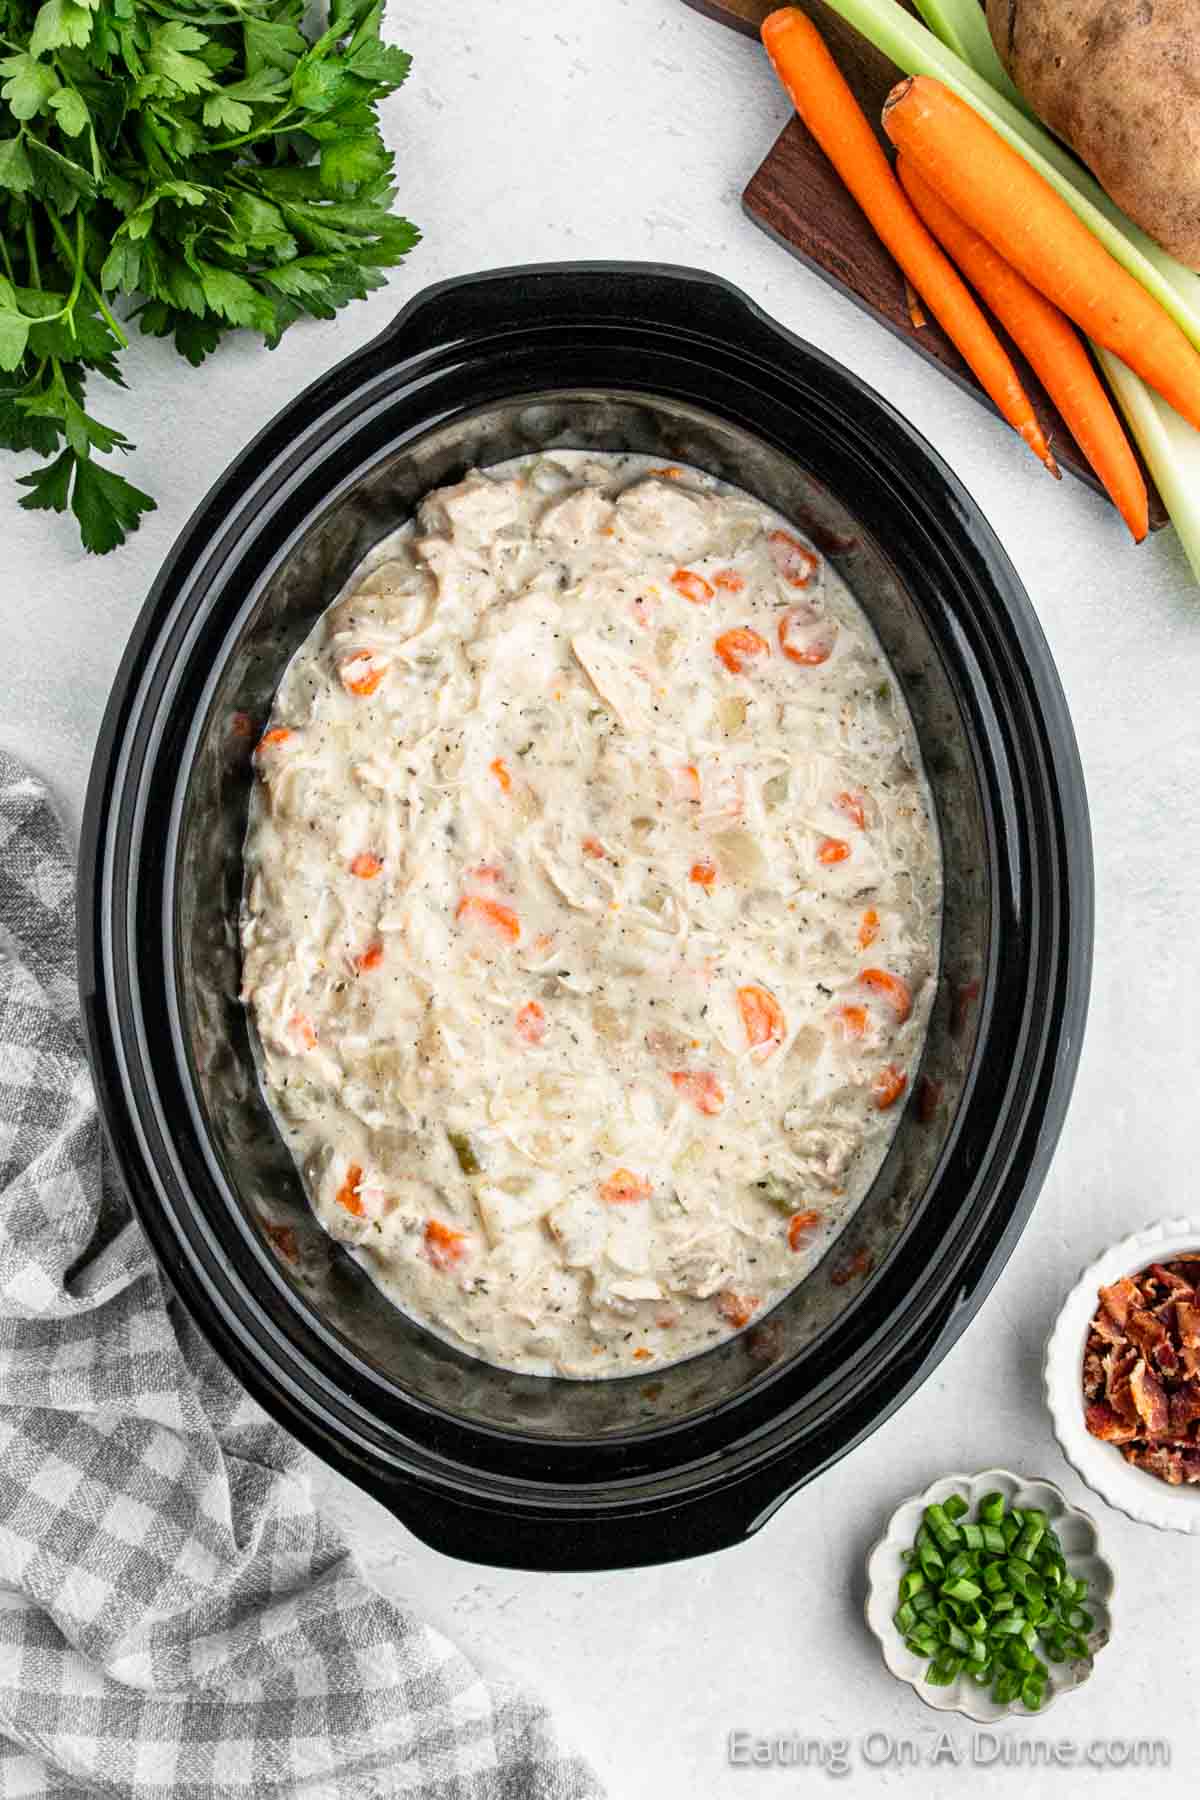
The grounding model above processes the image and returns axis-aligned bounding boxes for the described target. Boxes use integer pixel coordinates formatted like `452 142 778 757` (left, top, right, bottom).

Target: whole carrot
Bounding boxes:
760 8 1057 476
882 76 1200 439
896 156 1149 543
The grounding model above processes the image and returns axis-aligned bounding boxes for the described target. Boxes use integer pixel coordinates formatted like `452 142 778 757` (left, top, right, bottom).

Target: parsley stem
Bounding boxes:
24 218 41 289
206 103 300 153
44 207 129 350
0 233 13 284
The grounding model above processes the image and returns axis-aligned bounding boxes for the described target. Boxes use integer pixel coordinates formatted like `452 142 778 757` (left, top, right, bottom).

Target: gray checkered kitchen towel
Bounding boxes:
0 749 605 1800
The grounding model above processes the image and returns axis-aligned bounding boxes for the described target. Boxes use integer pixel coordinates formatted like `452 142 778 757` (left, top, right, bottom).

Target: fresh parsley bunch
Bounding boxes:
0 0 418 552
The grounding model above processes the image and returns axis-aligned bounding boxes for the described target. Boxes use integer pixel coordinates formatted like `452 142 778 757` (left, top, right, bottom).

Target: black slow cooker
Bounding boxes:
79 264 1092 1570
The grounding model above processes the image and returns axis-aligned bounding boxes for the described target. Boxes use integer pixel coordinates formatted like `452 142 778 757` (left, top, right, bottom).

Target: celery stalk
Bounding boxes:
909 0 1027 114
897 0 1200 580
819 0 1200 350
1096 352 1200 582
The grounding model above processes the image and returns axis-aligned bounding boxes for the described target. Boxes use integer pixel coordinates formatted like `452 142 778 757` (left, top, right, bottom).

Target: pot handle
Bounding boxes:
364 1455 805 1572
373 259 797 370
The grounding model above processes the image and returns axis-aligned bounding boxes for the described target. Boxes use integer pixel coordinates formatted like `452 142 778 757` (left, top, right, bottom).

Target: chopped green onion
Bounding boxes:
924 1503 962 1552
942 1494 969 1522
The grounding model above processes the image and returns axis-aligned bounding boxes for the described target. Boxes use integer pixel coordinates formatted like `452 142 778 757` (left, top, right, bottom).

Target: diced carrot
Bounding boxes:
255 726 292 758
350 852 382 879
674 763 701 803
715 627 770 674
669 1070 726 1116
859 967 913 1023
834 1002 869 1039
769 528 820 587
599 1168 652 1205
289 1013 317 1051
489 757 512 793
778 605 837 666
817 836 850 865
633 1346 654 1361
649 466 684 479
335 1163 365 1217
714 569 745 592
339 650 388 697
671 568 715 605
424 1218 469 1271
456 895 520 942
737 983 786 1055
787 1208 822 1252
834 789 866 829
355 942 384 972
582 836 607 859
690 858 717 888
516 1000 546 1045
873 1063 908 1110
716 1290 759 1329
858 907 880 949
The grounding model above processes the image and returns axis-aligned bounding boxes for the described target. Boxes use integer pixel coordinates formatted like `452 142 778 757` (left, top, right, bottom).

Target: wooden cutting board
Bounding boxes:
681 0 1167 527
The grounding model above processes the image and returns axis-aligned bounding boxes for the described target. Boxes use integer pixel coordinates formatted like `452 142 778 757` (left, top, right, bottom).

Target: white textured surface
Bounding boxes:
2 2 1198 1791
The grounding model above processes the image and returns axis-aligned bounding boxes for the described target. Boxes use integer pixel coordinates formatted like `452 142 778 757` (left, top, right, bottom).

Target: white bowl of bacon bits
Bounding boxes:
1045 1219 1200 1533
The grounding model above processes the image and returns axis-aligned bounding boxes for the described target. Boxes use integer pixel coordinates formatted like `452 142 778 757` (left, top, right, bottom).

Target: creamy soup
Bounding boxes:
241 454 942 1377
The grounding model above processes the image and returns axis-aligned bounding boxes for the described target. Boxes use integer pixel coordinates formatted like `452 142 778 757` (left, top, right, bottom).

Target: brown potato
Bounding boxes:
987 0 1200 269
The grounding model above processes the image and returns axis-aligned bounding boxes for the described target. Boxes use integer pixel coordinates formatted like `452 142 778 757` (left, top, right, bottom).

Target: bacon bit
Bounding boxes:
873 1063 908 1110
834 1003 869 1040
671 568 715 605
916 1075 943 1124
674 763 701 803
716 1290 758 1330
489 757 513 793
859 967 913 1023
649 465 684 479
669 1070 726 1116
1085 1401 1139 1444
787 1209 821 1252
339 650 388 697
582 836 607 859
230 711 254 739
355 942 384 972
630 594 655 630
468 862 505 885
656 1312 680 1330
1084 1259 1200 1484
769 528 820 587
633 1347 654 1362
289 1013 317 1051
335 1163 365 1217
689 858 717 888
516 1000 546 1045
713 568 745 592
817 836 851 865
831 1246 874 1287
255 727 292 758
737 983 785 1055
264 1222 299 1262
778 605 837 666
834 790 867 830
714 627 770 674
424 1218 469 1272
858 907 880 949
456 895 520 942
599 1168 652 1205
350 852 383 879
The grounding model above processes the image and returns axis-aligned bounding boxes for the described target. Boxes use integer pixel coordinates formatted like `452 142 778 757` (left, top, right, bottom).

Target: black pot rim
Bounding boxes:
78 262 1093 1569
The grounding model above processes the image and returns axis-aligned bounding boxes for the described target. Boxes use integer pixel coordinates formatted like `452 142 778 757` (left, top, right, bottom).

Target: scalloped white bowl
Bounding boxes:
1045 1218 1200 1534
865 1469 1113 1722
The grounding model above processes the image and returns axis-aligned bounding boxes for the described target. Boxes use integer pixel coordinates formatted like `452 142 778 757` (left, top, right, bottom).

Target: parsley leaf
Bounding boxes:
1 0 418 553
